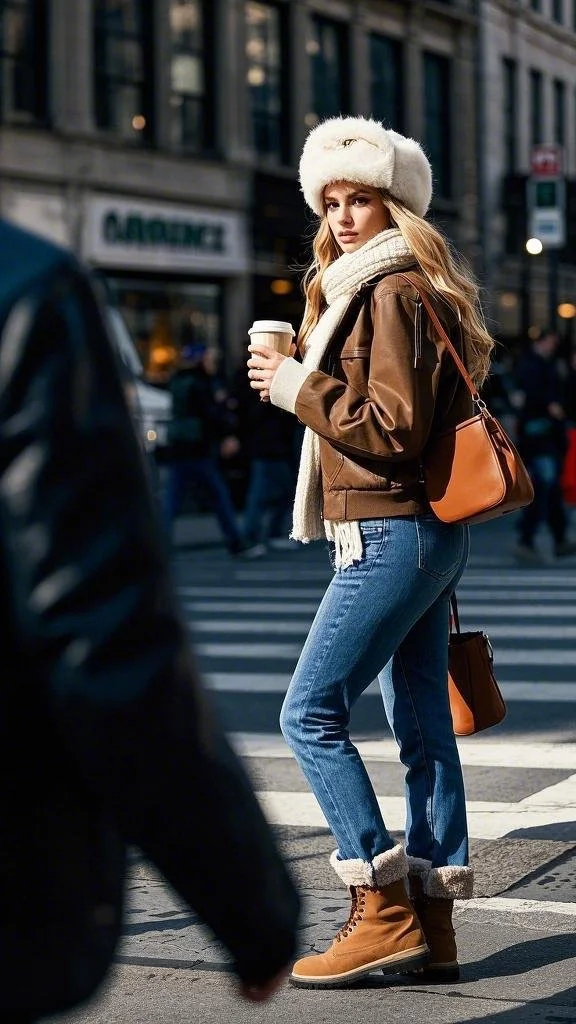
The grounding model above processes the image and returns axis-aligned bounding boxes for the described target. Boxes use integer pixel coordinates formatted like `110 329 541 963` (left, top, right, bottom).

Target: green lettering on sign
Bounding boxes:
125 215 144 244
102 210 229 253
103 212 123 244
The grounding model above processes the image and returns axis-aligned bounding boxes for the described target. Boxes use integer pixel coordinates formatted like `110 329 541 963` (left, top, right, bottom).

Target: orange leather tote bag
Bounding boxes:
401 279 534 526
448 596 506 736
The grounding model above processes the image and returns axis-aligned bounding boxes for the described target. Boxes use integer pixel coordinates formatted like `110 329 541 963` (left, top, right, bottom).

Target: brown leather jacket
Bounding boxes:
273 270 473 521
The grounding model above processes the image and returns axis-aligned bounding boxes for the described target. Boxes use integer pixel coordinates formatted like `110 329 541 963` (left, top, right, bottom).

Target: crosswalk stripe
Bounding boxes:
231 732 576 769
193 619 311 634
456 897 576 917
195 640 576 664
193 618 576 639
204 673 576 701
196 641 300 658
458 574 576 586
256 783 576 840
231 571 576 591
178 586 325 598
183 601 322 615
179 585 576 602
183 599 576 618
451 604 576 618
227 570 576 585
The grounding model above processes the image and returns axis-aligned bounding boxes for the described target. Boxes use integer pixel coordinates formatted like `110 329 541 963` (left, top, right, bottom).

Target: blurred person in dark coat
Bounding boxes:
513 327 576 562
233 365 302 556
0 220 299 1023
164 341 245 552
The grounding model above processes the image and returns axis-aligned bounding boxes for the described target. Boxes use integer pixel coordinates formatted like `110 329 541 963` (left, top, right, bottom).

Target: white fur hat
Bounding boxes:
299 116 433 218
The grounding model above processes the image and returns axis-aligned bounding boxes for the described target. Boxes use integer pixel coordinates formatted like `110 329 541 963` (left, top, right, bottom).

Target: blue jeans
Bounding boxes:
164 457 241 550
280 515 470 867
243 458 295 544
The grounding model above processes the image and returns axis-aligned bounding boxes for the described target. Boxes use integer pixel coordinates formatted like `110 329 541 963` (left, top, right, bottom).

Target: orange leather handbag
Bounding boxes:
448 596 506 736
404 281 534 526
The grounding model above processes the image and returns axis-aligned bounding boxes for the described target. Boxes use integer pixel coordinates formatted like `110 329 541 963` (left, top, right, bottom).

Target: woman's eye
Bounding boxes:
354 197 369 205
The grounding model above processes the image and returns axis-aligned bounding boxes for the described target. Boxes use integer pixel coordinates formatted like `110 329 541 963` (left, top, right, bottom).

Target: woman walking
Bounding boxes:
247 117 493 988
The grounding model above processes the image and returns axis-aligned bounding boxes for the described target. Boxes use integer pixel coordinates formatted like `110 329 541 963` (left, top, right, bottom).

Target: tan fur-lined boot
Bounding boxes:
405 857 474 983
290 845 429 988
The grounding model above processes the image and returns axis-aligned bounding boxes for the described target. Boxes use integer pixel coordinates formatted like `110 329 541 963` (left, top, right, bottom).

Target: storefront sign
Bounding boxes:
2 189 70 247
83 196 248 273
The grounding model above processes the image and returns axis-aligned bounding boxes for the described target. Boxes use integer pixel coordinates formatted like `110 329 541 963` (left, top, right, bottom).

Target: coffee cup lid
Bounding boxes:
248 319 295 336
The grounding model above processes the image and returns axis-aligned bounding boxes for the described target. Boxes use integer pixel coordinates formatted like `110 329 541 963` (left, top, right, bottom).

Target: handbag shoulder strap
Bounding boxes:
397 273 481 404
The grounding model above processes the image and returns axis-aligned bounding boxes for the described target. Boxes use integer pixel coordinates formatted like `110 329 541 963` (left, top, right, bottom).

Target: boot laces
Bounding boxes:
335 886 367 941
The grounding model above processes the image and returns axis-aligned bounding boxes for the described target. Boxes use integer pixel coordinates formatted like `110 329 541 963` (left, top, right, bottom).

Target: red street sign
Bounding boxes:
530 144 564 178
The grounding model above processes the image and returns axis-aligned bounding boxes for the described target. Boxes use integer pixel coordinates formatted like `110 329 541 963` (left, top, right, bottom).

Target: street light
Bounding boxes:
526 237 543 255
558 302 576 349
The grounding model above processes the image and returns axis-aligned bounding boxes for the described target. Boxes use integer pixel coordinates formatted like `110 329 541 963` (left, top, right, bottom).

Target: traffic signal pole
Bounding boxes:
548 248 559 334
528 145 565 335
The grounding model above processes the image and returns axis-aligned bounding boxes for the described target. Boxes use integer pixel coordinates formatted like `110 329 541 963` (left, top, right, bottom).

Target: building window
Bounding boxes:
530 0 542 10
107 277 222 384
245 1 287 162
305 14 348 127
93 0 154 144
169 1 214 152
552 0 563 22
503 58 517 173
529 69 543 146
553 79 566 146
423 52 452 199
369 34 404 131
0 0 48 123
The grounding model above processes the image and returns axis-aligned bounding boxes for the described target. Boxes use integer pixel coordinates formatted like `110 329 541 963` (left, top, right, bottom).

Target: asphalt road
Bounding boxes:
48 512 576 1024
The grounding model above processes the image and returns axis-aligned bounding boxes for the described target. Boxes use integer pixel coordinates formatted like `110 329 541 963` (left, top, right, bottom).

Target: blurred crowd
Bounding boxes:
483 326 576 563
162 341 303 557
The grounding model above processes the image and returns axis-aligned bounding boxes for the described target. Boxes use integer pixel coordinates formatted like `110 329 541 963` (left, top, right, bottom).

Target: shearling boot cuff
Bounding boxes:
329 844 408 889
425 865 474 900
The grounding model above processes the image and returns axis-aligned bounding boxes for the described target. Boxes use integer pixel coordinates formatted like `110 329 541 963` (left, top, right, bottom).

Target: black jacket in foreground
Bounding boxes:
0 221 299 1018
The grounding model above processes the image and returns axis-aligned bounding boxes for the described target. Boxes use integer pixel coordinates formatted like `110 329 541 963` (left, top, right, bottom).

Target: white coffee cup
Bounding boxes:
248 319 295 356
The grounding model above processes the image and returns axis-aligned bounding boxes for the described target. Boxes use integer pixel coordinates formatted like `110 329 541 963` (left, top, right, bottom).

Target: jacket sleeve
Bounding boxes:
270 290 442 462
0 259 299 986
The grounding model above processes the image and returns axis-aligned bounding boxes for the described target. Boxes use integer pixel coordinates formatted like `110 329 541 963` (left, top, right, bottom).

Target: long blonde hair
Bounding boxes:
298 190 494 387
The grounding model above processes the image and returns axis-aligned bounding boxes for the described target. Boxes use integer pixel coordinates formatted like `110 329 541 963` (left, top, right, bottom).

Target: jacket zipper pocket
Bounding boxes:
414 302 424 369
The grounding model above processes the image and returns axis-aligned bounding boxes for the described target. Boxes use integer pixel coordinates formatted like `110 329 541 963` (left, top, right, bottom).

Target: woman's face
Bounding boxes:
324 181 390 253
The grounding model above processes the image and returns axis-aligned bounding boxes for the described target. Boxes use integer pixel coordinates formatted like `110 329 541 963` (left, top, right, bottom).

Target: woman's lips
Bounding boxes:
338 233 358 241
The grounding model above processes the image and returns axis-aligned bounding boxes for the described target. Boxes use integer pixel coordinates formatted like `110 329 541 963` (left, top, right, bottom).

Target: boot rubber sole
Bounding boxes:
403 960 460 984
289 944 429 989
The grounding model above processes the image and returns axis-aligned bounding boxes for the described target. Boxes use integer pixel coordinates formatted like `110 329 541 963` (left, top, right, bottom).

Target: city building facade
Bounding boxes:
0 0 479 377
480 0 576 344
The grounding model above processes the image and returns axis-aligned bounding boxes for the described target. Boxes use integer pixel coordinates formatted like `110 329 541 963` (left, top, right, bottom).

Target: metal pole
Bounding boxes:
520 247 531 341
473 0 487 285
548 248 559 332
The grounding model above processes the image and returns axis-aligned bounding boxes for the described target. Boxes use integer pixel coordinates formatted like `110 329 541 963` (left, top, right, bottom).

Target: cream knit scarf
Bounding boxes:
290 228 416 568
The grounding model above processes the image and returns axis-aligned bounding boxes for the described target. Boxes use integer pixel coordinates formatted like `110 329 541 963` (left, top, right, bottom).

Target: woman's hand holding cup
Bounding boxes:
247 319 295 402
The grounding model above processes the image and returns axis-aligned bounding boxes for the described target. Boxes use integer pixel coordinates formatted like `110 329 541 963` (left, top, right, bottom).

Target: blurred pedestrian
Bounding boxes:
481 344 519 440
164 342 245 553
0 219 299 1022
513 327 576 562
233 365 300 556
559 344 576 505
248 116 493 987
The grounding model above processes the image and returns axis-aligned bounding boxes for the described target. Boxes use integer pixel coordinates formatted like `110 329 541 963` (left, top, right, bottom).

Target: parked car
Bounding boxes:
104 306 172 457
